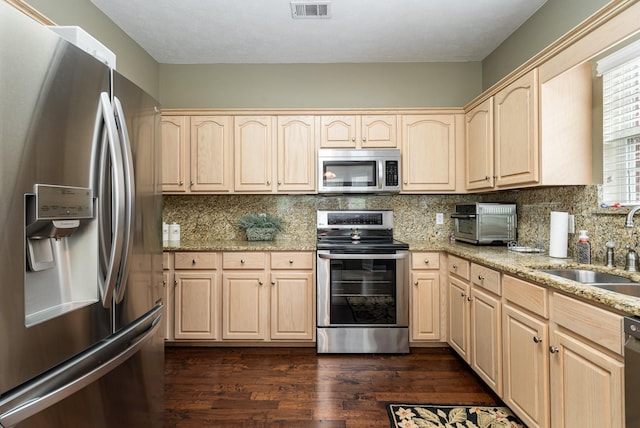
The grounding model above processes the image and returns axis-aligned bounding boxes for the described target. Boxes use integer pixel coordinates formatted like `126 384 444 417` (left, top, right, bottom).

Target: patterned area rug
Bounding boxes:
387 404 526 428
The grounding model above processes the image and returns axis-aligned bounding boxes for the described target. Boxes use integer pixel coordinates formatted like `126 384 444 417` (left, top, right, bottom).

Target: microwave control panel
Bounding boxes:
385 161 399 186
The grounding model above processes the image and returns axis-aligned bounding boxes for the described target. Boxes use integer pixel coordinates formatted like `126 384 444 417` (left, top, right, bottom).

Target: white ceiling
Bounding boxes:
89 0 548 64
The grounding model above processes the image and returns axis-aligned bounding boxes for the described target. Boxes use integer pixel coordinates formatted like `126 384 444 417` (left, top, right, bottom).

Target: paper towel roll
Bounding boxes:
549 211 569 258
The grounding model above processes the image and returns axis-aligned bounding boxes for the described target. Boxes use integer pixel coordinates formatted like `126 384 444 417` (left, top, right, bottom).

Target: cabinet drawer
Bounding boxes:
551 292 623 355
471 263 501 295
163 252 173 270
503 275 548 318
223 252 266 270
411 252 440 270
174 252 218 270
448 255 470 280
271 252 314 270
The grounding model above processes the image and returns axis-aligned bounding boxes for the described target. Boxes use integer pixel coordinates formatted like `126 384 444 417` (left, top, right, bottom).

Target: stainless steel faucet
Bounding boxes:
625 206 640 228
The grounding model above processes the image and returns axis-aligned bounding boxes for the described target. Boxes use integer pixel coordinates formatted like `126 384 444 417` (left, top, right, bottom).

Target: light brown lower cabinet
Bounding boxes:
449 266 626 428
410 252 442 342
165 251 315 344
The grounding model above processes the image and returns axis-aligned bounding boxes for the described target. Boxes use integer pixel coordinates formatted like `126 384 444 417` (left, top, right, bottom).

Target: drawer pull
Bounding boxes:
424 259 430 265
240 259 245 264
478 275 485 281
191 259 196 265
533 336 542 344
453 264 458 270
289 259 294 264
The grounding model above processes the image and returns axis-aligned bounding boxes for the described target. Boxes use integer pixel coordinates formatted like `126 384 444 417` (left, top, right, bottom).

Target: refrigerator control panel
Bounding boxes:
32 184 94 220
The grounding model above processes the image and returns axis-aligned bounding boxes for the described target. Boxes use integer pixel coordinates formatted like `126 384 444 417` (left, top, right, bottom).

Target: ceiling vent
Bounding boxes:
290 1 331 19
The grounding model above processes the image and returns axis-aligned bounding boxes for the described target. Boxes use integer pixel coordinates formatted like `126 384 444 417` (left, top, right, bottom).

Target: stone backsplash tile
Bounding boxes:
163 185 639 266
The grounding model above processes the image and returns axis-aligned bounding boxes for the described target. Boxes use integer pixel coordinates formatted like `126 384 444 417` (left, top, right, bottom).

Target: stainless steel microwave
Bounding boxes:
451 203 517 245
318 149 401 193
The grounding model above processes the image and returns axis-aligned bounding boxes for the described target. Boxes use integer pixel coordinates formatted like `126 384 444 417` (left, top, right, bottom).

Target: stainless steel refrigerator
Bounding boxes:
0 3 164 427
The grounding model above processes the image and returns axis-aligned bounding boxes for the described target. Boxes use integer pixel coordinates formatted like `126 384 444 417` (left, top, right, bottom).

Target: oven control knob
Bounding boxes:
350 229 361 241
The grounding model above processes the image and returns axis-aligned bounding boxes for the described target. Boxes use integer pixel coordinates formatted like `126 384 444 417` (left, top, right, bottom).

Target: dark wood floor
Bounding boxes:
164 346 500 427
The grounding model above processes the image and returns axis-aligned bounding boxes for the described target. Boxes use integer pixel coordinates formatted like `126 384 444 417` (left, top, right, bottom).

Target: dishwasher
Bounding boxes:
625 316 640 427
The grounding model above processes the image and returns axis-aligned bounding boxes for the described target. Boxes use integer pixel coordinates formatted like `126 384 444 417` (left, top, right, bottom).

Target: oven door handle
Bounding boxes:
451 213 476 219
318 253 408 260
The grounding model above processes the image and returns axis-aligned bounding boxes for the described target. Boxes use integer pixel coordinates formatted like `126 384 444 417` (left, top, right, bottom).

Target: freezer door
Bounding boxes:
0 2 112 395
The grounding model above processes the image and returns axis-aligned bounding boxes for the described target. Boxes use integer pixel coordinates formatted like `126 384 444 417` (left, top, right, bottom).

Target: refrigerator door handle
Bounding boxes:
0 304 163 428
96 92 126 308
112 96 136 304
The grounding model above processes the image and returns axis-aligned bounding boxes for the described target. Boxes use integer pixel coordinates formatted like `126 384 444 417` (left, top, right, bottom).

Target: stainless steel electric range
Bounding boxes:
316 210 410 354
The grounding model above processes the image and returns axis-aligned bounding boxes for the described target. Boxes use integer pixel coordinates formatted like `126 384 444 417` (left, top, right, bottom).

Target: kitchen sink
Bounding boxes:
539 268 640 298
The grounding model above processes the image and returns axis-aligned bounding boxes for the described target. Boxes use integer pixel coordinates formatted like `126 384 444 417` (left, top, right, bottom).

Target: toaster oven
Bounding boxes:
451 203 517 245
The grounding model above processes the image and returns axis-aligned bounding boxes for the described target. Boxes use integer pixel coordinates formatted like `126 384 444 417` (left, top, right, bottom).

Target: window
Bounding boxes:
599 40 640 205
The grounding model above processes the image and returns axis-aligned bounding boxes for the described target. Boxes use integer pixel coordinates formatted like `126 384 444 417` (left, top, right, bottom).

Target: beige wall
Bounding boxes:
482 0 609 89
24 0 160 99
158 62 482 109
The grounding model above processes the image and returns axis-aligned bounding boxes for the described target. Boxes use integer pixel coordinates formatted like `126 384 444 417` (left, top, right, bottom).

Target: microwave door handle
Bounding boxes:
378 162 383 189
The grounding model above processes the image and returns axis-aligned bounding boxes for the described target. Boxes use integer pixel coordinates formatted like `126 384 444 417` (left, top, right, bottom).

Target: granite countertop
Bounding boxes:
408 240 640 317
164 238 640 316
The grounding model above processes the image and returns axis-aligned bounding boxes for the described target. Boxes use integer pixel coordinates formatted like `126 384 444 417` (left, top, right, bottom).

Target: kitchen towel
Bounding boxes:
549 211 569 258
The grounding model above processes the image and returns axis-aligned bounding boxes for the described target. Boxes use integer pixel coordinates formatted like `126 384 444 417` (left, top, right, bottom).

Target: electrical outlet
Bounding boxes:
568 214 575 234
436 213 444 225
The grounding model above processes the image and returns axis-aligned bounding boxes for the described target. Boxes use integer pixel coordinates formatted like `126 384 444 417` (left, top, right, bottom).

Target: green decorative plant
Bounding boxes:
237 213 283 241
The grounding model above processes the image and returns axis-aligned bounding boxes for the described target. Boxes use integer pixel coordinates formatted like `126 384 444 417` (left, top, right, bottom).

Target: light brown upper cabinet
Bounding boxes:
465 64 592 192
234 115 316 193
401 114 464 193
161 115 233 193
465 99 494 191
319 115 398 149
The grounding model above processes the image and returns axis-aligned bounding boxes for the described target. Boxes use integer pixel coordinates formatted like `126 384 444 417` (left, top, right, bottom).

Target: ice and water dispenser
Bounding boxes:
24 184 98 326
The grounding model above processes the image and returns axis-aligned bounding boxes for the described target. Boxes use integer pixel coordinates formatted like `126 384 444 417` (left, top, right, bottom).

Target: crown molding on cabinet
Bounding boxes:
4 0 55 25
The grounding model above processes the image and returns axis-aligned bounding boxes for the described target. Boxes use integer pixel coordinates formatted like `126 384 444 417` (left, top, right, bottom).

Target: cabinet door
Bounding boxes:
410 271 440 341
470 287 502 396
161 116 189 192
174 271 218 340
190 116 232 192
401 115 457 192
361 115 398 148
163 270 174 341
465 98 494 191
270 272 314 340
234 116 276 192
222 272 268 340
448 276 470 362
549 328 624 428
319 116 358 148
502 304 550 428
494 70 539 188
277 116 316 193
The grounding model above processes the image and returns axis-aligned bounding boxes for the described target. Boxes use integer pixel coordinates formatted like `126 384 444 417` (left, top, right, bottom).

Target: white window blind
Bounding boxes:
600 40 640 205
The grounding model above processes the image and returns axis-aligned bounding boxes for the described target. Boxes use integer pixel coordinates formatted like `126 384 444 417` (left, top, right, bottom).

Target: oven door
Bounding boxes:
317 250 409 327
451 213 478 244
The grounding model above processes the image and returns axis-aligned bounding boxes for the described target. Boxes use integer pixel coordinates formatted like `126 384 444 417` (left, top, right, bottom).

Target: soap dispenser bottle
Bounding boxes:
576 230 591 264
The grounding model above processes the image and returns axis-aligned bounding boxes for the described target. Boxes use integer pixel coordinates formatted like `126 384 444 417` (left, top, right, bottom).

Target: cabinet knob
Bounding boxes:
190 180 194 186
162 280 167 287
179 180 184 185
278 181 282 185
478 275 484 280
452 264 458 270
533 336 542 344
467 296 473 302
351 137 356 142
424 259 430 265
403 180 408 184
362 137 367 142
414 281 419 286
460 292 466 298
192 259 196 265
240 259 245 264
549 346 559 354
173 279 178 286
289 259 294 264
485 176 490 181
258 280 264 286
266 180 271 185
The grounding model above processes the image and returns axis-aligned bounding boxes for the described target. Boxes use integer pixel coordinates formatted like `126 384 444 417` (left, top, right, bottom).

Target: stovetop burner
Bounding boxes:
316 210 408 251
